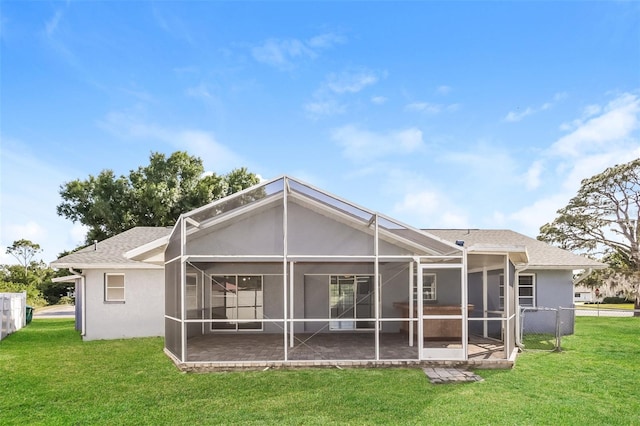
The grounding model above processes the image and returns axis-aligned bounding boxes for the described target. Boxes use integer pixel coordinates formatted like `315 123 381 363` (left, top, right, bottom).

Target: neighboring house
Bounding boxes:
574 285 595 303
51 176 605 369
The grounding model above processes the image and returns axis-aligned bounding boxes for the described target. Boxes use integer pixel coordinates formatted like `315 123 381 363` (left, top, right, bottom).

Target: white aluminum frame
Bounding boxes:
165 176 476 365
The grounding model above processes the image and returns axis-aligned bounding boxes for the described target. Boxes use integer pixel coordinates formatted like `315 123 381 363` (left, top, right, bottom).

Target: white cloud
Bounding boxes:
523 160 543 190
307 32 346 49
98 110 243 172
504 92 568 122
551 93 639 157
326 70 379 94
405 102 442 114
371 96 388 105
505 92 640 238
305 68 383 118
186 83 214 100
507 194 569 238
504 107 534 122
405 101 459 114
252 32 344 70
436 85 452 95
392 187 469 229
304 100 346 118
45 10 63 37
331 125 425 163
0 138 87 263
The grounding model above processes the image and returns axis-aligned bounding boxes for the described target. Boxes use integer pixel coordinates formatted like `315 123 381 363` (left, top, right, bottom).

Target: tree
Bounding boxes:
538 158 640 312
57 151 260 244
6 239 42 276
2 241 51 307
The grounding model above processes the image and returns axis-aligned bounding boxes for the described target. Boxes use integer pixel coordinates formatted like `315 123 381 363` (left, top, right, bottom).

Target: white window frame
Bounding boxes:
413 272 437 303
500 273 536 308
104 273 125 302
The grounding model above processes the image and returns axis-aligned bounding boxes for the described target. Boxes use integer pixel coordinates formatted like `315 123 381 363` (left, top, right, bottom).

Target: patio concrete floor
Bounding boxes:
185 332 506 363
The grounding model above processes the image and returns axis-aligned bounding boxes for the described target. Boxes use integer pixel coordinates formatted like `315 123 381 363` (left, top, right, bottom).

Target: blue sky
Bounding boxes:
1 1 639 264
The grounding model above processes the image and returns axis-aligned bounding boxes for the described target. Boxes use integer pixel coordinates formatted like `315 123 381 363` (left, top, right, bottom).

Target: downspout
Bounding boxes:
514 265 528 349
69 268 86 337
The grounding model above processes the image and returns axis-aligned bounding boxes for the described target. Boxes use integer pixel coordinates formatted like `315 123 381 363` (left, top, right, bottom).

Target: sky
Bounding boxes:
1 1 639 265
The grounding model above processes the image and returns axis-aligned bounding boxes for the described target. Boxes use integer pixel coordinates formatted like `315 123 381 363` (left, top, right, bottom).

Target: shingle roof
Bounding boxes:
426 229 606 269
50 226 606 270
51 227 171 269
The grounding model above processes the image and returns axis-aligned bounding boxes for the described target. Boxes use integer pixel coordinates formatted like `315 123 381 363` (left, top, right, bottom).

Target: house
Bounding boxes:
51 176 605 369
573 285 595 303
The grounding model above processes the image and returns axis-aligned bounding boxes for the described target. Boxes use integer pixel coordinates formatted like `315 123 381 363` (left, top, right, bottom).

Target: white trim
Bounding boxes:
52 263 163 270
123 235 170 260
183 174 285 219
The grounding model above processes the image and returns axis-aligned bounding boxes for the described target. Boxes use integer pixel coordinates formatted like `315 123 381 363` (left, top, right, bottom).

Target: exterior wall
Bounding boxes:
521 269 575 335
188 205 284 256
83 268 164 341
186 201 409 257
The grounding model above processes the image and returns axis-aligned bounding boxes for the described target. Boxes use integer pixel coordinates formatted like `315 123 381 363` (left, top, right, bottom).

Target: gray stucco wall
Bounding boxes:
521 269 575 335
83 268 164 341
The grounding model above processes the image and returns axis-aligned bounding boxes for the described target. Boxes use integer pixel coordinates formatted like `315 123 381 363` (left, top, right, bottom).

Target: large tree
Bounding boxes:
6 239 42 276
538 158 640 311
57 151 260 243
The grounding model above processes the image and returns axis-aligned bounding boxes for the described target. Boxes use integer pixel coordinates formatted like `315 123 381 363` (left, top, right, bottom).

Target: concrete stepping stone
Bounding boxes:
422 367 483 384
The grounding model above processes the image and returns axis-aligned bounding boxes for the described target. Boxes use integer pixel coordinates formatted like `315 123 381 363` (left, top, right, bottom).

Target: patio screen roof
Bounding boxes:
167 175 464 260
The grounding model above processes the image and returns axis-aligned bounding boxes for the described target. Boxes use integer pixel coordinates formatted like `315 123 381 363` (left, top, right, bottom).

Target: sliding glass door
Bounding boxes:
211 275 263 331
329 275 374 330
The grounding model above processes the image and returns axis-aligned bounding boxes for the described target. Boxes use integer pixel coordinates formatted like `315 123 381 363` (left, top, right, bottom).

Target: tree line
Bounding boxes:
4 150 639 310
2 151 259 306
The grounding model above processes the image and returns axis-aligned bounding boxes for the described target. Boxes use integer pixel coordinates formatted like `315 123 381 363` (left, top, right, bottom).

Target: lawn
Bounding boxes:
1 318 639 425
575 303 635 310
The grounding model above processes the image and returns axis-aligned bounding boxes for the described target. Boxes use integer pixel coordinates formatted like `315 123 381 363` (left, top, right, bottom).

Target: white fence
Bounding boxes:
0 292 27 341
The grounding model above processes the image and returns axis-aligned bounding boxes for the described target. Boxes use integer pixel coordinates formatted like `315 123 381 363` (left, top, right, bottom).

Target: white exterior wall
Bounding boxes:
83 268 164 341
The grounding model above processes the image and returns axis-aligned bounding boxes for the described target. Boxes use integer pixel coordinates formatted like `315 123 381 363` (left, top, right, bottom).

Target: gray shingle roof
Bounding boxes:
50 226 606 270
425 229 606 269
51 227 171 268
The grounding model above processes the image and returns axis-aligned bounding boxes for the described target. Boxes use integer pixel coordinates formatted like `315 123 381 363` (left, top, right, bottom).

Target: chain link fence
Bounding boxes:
519 305 639 352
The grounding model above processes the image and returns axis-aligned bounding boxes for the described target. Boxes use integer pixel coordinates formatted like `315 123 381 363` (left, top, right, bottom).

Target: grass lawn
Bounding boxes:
1 318 639 425
575 303 635 310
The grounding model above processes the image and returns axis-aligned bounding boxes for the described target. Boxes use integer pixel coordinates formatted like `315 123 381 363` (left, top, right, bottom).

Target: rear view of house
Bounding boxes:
52 176 605 370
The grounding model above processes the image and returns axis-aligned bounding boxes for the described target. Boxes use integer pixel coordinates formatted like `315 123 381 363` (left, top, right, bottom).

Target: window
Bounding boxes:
210 275 263 331
329 275 374 330
413 272 437 303
499 274 535 307
105 273 125 302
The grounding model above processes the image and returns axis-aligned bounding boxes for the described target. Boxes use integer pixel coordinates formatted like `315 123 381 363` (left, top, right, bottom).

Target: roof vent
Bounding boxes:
455 240 464 247
93 240 98 251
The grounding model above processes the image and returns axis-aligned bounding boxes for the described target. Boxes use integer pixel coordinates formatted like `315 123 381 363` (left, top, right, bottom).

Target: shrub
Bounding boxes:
602 296 633 304
0 282 47 307
58 296 75 305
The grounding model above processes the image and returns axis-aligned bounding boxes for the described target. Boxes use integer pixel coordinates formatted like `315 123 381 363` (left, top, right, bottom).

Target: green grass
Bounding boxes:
576 303 635 310
1 318 639 425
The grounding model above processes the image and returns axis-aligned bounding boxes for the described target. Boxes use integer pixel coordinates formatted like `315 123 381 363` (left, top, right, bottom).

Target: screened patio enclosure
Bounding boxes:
164 176 521 368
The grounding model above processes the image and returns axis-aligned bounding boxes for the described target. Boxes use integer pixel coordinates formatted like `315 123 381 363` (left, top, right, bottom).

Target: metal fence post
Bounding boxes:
554 307 562 352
